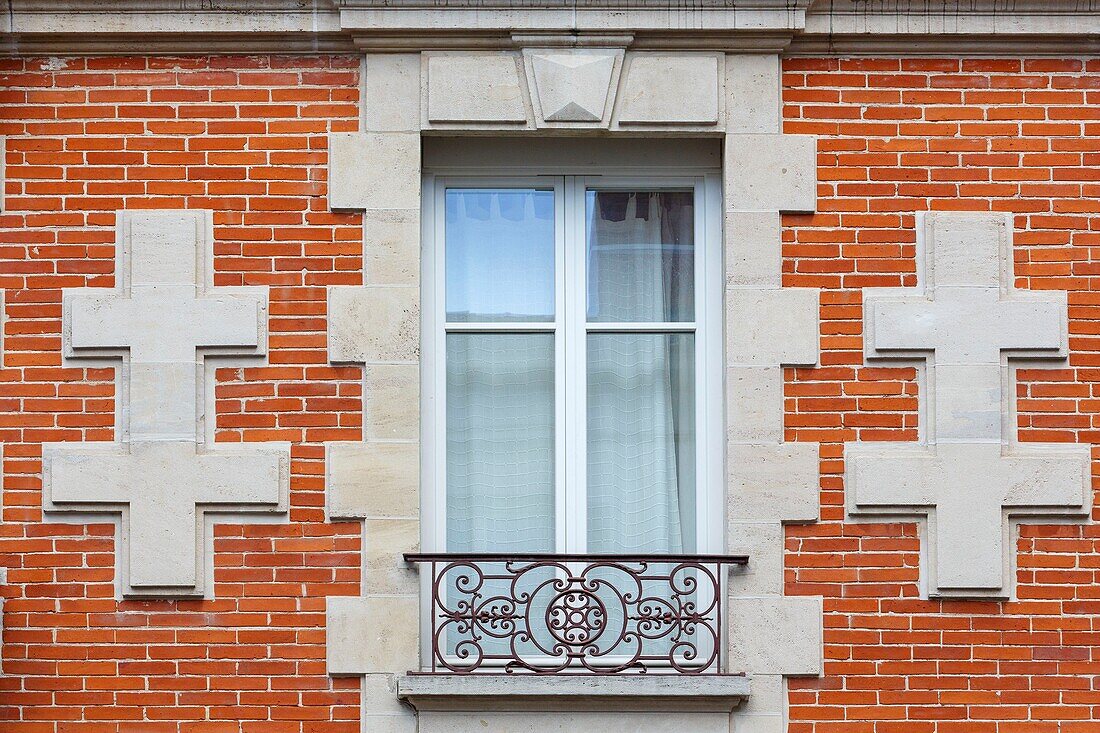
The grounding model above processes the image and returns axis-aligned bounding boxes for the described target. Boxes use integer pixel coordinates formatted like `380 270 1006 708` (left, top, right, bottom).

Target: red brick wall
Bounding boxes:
783 57 1100 732
1 53 1099 732
0 55 364 732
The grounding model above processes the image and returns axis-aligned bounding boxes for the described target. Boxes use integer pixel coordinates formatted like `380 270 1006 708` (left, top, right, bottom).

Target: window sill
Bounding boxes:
396 673 750 712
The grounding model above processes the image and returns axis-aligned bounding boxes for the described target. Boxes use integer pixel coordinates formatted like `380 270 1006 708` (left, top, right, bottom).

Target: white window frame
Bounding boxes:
420 169 725 557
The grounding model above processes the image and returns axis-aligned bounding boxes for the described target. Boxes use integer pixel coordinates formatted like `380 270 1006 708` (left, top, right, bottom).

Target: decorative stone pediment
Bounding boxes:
40 210 291 598
846 212 1091 599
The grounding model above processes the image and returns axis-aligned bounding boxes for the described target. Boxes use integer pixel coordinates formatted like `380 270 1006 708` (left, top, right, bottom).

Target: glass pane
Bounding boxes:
586 190 694 323
447 333 555 552
586 333 696 553
446 188 555 322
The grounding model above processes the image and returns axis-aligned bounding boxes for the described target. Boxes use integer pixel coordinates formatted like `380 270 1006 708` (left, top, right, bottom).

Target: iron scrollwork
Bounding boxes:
405 553 748 675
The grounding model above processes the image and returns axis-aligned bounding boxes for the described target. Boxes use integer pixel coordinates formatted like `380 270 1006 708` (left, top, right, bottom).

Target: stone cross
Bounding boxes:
42 210 289 598
846 212 1090 598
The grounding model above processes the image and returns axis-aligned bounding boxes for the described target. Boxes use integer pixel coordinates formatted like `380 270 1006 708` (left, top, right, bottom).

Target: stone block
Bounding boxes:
728 443 820 524
362 518 420 596
726 522 784 597
526 48 620 124
363 210 420 287
327 595 419 675
364 54 421 133
327 285 419 364
362 673 412 716
426 53 528 124
618 53 721 125
926 211 1007 288
328 132 421 211
726 287 819 366
931 363 1003 443
364 364 420 442
725 53 781 134
725 210 782 289
726 365 784 444
728 596 823 677
124 209 205 285
327 442 419 520
733 673 784 717
724 134 817 213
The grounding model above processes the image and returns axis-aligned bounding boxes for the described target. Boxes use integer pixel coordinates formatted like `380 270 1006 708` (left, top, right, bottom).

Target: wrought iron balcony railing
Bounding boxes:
405 553 749 675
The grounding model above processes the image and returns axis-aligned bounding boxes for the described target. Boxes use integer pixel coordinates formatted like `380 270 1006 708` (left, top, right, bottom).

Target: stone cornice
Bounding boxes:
1 0 1098 55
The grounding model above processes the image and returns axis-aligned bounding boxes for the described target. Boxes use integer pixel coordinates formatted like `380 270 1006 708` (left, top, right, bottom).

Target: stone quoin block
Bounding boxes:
728 596 824 677
724 134 818 213
327 595 420 675
328 132 421 211
725 53 782 133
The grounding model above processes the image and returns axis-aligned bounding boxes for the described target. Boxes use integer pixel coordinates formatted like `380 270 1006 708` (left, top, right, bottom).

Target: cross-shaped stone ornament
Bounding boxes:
846 212 1090 598
42 211 290 598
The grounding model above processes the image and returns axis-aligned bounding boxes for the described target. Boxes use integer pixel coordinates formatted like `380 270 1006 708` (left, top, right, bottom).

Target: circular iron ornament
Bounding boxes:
546 589 608 646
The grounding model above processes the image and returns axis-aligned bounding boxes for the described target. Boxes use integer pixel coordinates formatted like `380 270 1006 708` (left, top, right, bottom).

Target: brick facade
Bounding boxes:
784 58 1100 732
0 53 1097 731
0 55 364 732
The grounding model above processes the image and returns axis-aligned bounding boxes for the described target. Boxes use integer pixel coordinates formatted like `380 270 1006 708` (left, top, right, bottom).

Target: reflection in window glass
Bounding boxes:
446 188 555 322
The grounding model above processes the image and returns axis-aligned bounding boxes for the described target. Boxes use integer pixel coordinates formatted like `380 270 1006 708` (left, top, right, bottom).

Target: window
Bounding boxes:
423 174 722 556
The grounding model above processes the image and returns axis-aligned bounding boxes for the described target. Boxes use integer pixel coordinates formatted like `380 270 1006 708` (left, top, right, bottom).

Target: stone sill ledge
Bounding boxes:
396 673 750 712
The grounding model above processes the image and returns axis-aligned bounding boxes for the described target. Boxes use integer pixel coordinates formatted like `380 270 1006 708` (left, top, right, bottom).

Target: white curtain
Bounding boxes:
585 192 695 554
447 333 556 553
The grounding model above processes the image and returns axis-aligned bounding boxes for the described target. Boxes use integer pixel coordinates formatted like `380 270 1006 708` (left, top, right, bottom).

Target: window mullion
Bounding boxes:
563 175 589 554
553 176 568 554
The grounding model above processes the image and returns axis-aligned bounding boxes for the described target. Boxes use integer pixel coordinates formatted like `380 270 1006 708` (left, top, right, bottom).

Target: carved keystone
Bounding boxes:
526 49 621 124
846 212 1091 599
41 210 290 598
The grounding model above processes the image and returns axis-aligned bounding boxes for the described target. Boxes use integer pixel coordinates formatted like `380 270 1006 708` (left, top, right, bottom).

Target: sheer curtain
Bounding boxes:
585 192 696 554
